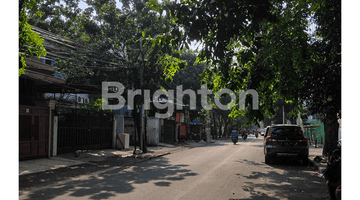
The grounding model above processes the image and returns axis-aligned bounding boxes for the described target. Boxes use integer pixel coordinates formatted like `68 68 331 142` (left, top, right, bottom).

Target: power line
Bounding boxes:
157 82 204 110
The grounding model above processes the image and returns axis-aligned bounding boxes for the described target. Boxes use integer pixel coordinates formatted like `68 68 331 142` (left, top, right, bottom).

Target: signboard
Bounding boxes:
176 112 181 122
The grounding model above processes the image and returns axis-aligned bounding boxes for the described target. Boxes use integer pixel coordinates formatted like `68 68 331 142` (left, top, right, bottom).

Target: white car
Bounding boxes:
260 128 265 136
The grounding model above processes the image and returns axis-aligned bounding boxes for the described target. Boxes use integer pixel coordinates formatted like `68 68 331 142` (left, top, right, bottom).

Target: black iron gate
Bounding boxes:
163 119 175 143
56 107 114 154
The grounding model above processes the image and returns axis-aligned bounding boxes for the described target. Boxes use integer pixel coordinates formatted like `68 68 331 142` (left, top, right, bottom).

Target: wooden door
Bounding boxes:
19 106 49 159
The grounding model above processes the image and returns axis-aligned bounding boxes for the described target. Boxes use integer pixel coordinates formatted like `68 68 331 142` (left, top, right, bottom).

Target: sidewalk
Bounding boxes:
20 143 169 175
308 142 327 173
19 140 214 190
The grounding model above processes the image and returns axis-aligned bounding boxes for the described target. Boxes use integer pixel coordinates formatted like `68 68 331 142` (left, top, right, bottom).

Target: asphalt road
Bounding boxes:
19 135 329 200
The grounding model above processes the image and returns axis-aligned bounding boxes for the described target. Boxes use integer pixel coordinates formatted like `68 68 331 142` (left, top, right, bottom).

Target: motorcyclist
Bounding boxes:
255 129 259 138
231 130 238 144
242 129 247 136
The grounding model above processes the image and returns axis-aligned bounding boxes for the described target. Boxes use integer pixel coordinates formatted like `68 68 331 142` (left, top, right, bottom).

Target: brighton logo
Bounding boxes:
102 82 258 118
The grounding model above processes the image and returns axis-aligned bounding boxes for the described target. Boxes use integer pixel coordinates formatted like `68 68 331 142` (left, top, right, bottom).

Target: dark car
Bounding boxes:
263 124 309 164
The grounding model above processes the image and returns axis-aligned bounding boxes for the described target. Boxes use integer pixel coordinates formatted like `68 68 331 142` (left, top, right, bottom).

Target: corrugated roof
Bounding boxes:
24 57 54 71
22 69 66 85
20 26 100 94
29 25 130 69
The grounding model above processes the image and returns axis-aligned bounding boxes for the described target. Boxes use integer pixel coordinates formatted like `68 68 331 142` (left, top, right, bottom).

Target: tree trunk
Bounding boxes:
210 110 214 139
132 104 141 151
224 123 229 137
212 110 218 139
19 0 25 14
322 113 339 158
218 119 223 138
224 117 231 137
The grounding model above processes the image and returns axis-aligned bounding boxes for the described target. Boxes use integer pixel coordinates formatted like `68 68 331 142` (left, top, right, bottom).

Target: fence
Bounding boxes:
56 106 114 154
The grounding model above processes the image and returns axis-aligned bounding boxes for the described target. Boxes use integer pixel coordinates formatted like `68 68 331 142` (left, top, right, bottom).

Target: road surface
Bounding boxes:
19 135 329 200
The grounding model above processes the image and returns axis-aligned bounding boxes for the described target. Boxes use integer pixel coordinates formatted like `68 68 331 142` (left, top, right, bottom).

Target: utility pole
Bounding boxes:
210 109 214 140
283 105 285 124
139 39 147 153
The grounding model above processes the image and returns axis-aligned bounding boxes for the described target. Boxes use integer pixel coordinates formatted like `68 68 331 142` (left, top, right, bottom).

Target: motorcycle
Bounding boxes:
189 132 200 142
241 130 248 140
321 141 341 200
201 131 207 142
231 135 238 144
242 134 248 140
255 132 258 138
231 130 238 144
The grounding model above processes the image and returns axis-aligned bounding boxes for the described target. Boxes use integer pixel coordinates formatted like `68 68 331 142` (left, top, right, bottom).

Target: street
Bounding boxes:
19 135 329 200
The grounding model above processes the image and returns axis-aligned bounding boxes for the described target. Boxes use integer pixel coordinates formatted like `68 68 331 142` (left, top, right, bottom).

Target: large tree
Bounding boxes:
148 0 341 155
29 0 186 150
160 49 206 120
28 0 185 86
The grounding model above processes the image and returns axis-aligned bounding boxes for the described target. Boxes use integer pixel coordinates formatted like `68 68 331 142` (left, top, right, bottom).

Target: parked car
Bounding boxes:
262 126 269 137
263 124 309 164
259 128 265 136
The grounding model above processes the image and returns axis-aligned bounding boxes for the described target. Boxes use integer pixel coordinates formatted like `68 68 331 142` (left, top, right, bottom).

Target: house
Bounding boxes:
19 26 108 160
19 56 64 160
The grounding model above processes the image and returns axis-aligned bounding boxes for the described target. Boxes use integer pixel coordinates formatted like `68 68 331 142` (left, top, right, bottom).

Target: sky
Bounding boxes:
78 0 122 9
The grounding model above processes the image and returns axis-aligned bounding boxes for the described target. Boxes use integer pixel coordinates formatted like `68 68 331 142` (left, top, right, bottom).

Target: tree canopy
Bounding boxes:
27 0 190 152
28 0 186 88
148 0 341 154
24 0 341 155
19 0 47 76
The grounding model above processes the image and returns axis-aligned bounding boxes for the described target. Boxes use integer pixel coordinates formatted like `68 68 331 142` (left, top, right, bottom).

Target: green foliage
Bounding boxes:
159 54 187 81
78 98 113 112
19 0 47 76
305 0 341 118
153 0 340 129
160 49 206 114
152 0 341 154
29 0 185 88
198 108 210 123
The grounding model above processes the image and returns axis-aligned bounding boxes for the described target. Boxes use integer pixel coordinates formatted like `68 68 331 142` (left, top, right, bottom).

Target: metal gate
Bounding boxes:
56 107 114 154
163 119 175 143
19 105 49 159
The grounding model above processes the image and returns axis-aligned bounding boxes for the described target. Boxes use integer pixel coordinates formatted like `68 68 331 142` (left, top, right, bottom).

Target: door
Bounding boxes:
163 120 175 143
19 106 49 159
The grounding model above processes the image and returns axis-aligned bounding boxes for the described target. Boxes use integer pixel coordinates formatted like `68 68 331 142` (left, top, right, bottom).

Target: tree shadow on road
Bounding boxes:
234 159 328 200
23 157 198 200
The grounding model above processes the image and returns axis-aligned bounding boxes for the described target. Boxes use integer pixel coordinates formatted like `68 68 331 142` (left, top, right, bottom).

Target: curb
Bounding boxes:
308 159 320 171
19 150 179 191
308 158 327 173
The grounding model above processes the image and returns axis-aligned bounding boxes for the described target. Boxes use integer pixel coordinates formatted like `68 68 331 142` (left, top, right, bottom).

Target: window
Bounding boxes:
270 127 303 138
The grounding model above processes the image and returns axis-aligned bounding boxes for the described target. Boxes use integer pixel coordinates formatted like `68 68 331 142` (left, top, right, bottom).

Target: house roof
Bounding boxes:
30 25 129 69
20 26 103 94
22 68 66 85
